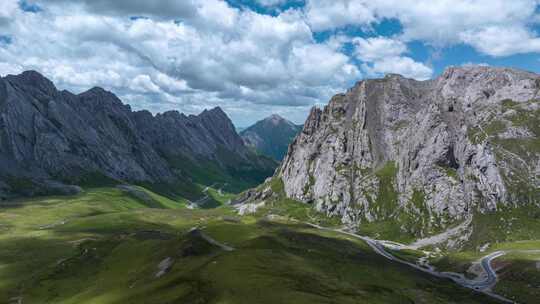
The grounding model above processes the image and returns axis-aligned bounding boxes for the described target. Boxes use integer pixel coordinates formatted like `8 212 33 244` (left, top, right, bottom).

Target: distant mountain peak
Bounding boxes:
240 114 303 161
263 114 296 127
266 113 284 122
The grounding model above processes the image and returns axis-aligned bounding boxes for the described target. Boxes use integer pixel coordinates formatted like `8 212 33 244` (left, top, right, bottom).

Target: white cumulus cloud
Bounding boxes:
0 0 360 126
305 0 540 56
1 0 538 126
353 37 432 80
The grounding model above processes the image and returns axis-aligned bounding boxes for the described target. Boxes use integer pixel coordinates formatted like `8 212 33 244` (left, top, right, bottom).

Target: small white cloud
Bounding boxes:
0 0 20 30
153 72 190 94
461 62 490 67
289 43 360 86
0 62 23 76
305 0 376 32
353 37 432 80
353 37 407 61
460 26 540 57
130 74 161 94
255 0 288 6
362 57 433 80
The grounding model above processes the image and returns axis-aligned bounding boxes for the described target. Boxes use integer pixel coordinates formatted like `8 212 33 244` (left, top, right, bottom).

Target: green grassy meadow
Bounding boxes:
0 187 502 304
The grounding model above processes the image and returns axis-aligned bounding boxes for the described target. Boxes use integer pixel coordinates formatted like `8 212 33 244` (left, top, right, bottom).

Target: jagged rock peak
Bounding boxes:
5 70 57 95
159 110 187 120
79 86 110 96
0 71 277 200
201 106 227 117
199 106 236 128
10 70 53 84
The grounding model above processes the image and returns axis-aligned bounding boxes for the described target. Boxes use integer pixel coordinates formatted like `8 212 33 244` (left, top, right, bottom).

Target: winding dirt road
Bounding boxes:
306 223 514 304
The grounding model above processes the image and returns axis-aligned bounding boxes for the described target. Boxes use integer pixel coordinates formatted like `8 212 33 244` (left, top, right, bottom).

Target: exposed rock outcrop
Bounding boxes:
275 66 539 236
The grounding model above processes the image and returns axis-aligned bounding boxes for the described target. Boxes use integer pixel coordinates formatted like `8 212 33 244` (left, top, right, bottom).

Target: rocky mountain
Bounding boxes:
240 114 302 160
0 71 276 200
240 66 539 246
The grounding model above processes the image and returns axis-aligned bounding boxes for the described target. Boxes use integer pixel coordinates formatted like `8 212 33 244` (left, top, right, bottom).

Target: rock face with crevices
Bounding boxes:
277 66 539 236
0 71 276 200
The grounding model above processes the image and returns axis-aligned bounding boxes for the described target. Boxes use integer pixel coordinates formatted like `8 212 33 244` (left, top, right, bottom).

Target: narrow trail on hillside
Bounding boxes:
190 227 235 251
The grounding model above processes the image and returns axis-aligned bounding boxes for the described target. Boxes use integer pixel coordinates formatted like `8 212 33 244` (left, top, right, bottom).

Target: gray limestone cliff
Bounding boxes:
259 66 539 239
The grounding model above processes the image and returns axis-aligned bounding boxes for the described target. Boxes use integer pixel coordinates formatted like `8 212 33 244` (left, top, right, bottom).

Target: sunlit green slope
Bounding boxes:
0 187 499 304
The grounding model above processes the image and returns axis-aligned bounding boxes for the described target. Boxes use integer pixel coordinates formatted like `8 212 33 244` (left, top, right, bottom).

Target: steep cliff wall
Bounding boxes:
277 66 539 238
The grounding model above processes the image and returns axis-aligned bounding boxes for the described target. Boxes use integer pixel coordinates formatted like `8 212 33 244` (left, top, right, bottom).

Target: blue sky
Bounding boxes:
1 0 540 127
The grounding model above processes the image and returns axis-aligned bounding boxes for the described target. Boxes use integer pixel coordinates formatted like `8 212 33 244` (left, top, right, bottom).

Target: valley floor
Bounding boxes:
0 187 535 303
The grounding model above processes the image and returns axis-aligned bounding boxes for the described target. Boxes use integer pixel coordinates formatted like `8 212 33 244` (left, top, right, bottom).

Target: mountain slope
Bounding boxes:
243 66 539 247
240 114 302 160
0 71 276 200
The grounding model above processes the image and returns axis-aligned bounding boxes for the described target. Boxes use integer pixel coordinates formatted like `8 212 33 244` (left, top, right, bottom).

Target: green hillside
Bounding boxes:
0 187 501 304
